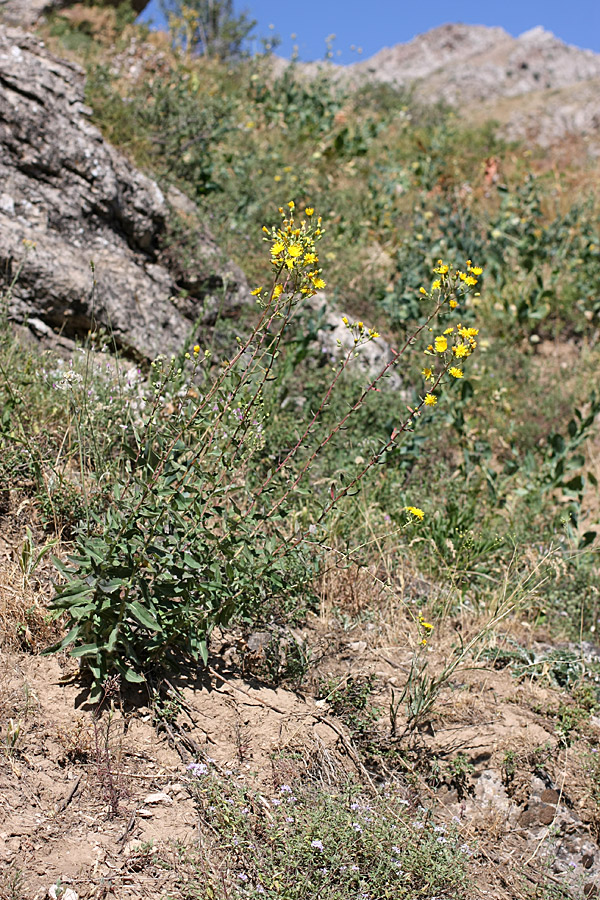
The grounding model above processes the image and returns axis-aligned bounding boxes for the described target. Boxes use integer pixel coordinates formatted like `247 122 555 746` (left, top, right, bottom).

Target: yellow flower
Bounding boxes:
271 241 284 255
273 284 283 298
424 393 437 406
434 336 448 353
419 616 434 630
287 244 302 258
466 327 479 337
305 207 314 216
419 286 427 295
369 330 380 339
304 252 318 265
422 367 434 381
274 175 282 182
193 344 200 354
432 280 441 290
449 366 463 378
312 277 326 290
288 200 295 210
262 226 269 234
464 275 478 286
342 316 349 325
406 506 425 520
470 266 483 276
250 286 263 296
443 327 454 335
454 343 469 358
434 263 449 275
449 299 458 309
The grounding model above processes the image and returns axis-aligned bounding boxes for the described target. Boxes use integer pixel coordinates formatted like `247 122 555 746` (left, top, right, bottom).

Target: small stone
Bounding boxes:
519 804 555 827
124 839 146 857
348 641 367 653
540 789 559 805
49 887 78 900
143 792 173 805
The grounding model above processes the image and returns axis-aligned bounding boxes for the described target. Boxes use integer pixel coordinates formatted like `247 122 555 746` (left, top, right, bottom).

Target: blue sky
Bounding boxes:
140 0 600 61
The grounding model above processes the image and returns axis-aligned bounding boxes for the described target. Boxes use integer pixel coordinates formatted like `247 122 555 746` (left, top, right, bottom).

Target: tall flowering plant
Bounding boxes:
47 203 482 696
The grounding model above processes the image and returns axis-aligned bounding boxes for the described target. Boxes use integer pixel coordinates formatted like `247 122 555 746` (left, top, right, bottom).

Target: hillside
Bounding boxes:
1 5 600 900
297 23 600 150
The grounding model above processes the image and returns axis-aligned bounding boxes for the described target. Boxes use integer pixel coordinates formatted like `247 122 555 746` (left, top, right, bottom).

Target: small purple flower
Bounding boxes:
311 839 324 851
285 816 294 824
280 785 293 793
187 762 208 777
437 836 447 844
271 798 281 806
350 802 361 811
238 873 248 882
351 822 362 833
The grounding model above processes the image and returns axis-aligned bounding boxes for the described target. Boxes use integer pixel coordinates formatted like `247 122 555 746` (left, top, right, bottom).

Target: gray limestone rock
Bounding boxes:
0 0 149 28
0 25 248 360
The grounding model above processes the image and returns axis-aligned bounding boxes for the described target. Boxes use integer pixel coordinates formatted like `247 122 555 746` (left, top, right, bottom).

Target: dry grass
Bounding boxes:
0 551 63 654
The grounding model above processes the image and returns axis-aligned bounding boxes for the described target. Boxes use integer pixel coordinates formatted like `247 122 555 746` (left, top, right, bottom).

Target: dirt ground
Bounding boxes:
1 605 600 899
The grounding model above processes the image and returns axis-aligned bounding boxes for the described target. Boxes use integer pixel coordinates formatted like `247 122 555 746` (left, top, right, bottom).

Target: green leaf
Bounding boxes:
128 601 161 631
70 643 100 659
123 667 145 683
42 624 80 654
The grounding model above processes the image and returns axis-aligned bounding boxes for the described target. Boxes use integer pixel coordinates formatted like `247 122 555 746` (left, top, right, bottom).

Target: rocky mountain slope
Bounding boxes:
302 23 600 150
353 24 600 100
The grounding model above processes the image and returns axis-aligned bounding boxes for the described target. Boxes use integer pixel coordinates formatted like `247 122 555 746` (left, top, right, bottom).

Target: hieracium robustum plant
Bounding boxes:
46 202 483 697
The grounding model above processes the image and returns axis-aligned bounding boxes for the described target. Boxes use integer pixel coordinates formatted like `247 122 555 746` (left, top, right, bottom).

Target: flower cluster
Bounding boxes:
341 317 380 344
420 259 483 311
252 202 326 305
418 614 434 646
418 260 483 409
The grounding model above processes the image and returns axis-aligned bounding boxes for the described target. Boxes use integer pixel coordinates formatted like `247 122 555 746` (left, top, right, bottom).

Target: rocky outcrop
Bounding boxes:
0 0 149 28
0 26 247 360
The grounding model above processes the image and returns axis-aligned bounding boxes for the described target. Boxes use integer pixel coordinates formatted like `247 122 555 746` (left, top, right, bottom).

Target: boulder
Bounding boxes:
0 25 248 360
